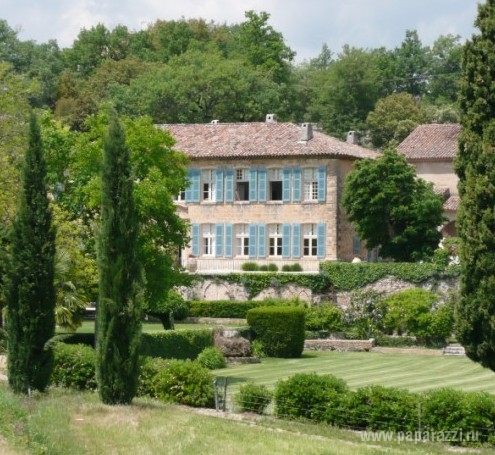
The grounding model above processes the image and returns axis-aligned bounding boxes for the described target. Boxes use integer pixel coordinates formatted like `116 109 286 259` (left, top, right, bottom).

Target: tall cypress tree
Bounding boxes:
6 113 56 394
96 110 143 404
455 0 495 371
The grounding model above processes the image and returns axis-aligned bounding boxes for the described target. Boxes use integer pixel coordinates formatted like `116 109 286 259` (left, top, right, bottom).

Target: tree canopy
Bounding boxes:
342 148 445 262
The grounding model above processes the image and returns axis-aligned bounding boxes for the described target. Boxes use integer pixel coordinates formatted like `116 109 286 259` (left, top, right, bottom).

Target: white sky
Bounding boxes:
0 0 480 62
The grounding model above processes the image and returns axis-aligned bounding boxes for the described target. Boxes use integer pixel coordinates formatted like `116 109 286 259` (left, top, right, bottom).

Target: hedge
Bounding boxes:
188 300 260 318
140 329 214 360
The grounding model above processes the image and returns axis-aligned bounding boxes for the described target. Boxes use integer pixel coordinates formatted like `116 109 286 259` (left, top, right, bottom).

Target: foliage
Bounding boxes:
454 0 495 372
6 113 56 394
274 373 348 423
152 359 215 408
95 110 143 405
305 304 344 333
139 329 214 360
137 356 169 398
247 306 305 358
196 346 226 370
241 262 260 271
189 300 260 318
344 290 386 339
235 383 272 414
342 147 445 262
145 290 189 330
281 263 303 272
51 342 97 391
345 385 418 432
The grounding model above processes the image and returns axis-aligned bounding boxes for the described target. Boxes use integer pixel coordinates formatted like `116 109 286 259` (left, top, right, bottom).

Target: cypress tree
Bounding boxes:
455 0 495 371
6 113 56 394
96 110 143 404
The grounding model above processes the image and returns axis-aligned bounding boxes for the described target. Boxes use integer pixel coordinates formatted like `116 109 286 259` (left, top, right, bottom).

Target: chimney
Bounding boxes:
300 122 313 141
266 113 278 123
347 131 359 144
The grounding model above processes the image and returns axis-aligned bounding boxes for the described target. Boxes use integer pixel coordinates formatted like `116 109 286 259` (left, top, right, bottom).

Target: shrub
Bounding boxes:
196 347 226 369
345 385 418 432
247 306 305 358
188 300 259 318
51 342 97 391
137 356 170 397
274 373 348 423
282 263 303 272
235 383 272 414
153 360 214 408
267 263 279 272
305 304 344 332
241 262 260 271
140 329 213 360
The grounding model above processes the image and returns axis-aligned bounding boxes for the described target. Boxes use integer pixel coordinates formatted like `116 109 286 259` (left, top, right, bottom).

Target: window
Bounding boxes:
268 224 283 256
202 169 216 202
303 168 318 201
235 224 250 256
303 224 318 256
268 168 283 201
174 189 185 202
235 169 249 201
202 224 215 256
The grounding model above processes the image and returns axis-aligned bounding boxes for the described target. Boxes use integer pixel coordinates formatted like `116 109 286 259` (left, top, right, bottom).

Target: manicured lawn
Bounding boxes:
215 350 495 394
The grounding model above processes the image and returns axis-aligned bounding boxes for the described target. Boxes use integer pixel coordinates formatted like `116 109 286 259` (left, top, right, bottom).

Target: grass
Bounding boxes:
215 350 495 394
1 383 493 455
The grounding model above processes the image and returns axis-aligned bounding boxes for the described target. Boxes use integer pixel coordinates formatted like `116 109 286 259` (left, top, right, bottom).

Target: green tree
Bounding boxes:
96 109 142 404
342 148 445 261
454 0 495 371
6 112 56 394
366 92 429 148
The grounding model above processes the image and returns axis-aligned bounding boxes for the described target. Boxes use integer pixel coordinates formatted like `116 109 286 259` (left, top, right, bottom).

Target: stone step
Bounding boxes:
442 345 466 356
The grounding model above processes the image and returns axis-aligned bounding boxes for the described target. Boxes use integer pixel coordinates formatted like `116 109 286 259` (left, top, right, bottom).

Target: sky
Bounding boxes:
0 0 481 62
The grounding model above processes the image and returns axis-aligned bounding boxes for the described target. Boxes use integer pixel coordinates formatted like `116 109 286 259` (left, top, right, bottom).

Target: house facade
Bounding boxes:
159 116 380 273
397 123 461 237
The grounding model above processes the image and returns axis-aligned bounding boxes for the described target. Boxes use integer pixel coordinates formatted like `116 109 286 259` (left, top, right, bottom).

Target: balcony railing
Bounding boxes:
184 258 320 273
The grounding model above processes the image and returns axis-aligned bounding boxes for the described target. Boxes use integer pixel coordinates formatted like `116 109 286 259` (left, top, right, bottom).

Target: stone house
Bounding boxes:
159 115 380 273
397 123 461 237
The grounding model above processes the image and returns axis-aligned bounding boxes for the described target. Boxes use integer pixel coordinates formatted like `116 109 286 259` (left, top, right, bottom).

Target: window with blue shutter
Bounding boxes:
249 224 257 258
192 223 200 256
225 224 233 258
249 168 258 201
185 168 200 203
282 224 291 258
258 224 266 257
225 168 234 202
317 223 326 258
215 224 224 257
258 167 267 202
292 223 301 258
283 167 291 202
215 168 224 203
317 166 326 202
293 167 301 202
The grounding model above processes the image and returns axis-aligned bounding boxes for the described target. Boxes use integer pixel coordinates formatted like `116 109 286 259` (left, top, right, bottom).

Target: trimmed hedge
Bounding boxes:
247 306 305 358
50 333 95 347
51 342 97 391
189 300 260 318
140 329 214 360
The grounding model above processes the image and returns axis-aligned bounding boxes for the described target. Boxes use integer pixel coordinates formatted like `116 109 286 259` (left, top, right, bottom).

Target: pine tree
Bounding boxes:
6 113 56 394
455 0 495 371
96 110 143 404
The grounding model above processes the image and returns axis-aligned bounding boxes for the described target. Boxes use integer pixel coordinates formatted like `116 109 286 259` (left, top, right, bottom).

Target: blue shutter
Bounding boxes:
317 166 326 202
283 167 291 202
215 168 224 203
292 223 301 258
225 224 233 258
185 168 200 202
282 224 291 258
225 168 234 202
215 224 224 257
192 223 200 256
249 224 257 258
317 223 326 258
293 167 302 202
258 167 267 202
249 168 258 201
258 224 266 258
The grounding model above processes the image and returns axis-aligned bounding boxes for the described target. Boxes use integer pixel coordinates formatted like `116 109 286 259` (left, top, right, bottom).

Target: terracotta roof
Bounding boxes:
443 195 459 211
158 122 380 161
397 124 461 161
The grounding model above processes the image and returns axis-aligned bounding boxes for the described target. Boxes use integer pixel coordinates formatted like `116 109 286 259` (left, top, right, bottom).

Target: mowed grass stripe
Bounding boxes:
216 351 495 394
